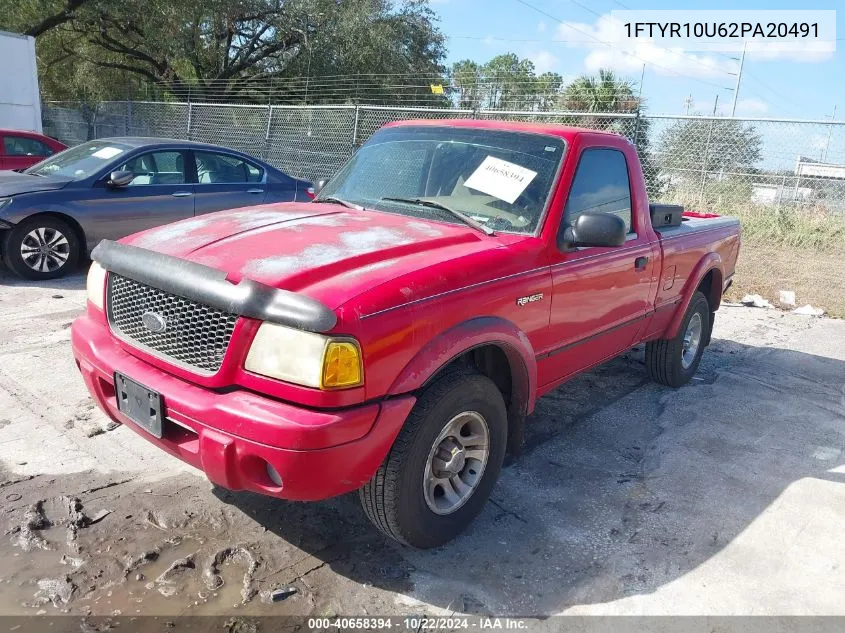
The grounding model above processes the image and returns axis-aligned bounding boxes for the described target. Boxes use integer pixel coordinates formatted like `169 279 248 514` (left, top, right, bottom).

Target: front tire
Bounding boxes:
646 291 710 388
360 370 507 548
3 216 81 280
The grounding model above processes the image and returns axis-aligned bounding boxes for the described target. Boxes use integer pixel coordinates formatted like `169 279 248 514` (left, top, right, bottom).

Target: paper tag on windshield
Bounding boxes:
92 147 124 159
463 156 537 204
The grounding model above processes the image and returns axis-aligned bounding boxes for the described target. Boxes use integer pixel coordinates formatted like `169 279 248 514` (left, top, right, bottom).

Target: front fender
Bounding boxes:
387 316 538 415
666 253 724 340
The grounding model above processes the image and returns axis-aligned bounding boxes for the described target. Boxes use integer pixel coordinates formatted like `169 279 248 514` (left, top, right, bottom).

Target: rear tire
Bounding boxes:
3 216 81 280
646 291 710 388
360 369 507 548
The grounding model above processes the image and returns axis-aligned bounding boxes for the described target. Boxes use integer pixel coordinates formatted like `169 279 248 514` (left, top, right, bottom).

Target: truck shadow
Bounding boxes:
215 337 845 614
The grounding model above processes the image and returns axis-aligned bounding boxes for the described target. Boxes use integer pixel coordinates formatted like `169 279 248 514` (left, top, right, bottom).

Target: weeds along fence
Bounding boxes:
42 101 845 223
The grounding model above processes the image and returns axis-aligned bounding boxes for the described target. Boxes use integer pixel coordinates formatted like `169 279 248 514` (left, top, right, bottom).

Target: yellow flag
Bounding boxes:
430 84 444 95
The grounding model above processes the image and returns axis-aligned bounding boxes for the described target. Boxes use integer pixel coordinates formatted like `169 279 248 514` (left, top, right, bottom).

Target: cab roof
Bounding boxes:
382 118 625 141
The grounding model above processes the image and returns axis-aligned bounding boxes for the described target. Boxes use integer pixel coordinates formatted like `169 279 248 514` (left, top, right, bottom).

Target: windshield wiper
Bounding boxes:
316 196 363 210
381 197 494 236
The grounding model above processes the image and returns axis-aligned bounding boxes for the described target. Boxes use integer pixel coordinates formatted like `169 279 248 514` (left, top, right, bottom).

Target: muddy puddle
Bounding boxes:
1 469 413 617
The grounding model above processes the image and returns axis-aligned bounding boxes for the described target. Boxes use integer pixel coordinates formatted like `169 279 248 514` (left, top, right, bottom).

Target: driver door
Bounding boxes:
87 150 196 242
539 143 657 388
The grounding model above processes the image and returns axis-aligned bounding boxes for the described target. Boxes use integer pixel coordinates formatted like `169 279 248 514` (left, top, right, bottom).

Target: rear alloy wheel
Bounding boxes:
645 291 711 388
3 217 81 280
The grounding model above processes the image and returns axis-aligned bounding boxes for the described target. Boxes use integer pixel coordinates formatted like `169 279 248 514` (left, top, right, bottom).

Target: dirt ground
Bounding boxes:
724 243 845 318
0 267 844 618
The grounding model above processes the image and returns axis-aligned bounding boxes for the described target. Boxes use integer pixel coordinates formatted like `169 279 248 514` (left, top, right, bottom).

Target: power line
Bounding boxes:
509 0 735 91
447 35 550 42
565 0 603 19
740 73 802 117
448 32 736 79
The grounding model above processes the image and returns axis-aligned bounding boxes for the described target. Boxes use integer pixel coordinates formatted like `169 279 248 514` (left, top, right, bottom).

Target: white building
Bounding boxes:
0 31 42 132
751 182 813 206
794 156 845 180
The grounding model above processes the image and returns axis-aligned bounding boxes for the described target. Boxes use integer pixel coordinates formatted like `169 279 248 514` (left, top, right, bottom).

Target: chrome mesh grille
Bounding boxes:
106 274 238 373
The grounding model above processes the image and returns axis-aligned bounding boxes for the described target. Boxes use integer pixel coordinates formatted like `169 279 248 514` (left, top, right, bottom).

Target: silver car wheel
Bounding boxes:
681 312 703 369
423 411 490 515
20 227 70 273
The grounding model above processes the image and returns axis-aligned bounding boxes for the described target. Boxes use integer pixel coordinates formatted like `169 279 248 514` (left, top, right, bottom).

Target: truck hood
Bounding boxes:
0 171 73 196
124 203 502 310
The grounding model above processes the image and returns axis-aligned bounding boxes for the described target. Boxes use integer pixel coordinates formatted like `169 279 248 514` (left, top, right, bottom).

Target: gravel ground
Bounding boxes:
0 267 843 617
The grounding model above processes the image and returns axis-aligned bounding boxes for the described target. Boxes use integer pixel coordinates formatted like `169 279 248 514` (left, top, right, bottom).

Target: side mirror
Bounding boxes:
561 212 627 248
314 179 328 195
107 170 134 188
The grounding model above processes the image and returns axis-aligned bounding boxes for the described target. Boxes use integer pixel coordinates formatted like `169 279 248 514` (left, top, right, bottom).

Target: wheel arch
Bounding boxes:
665 253 723 340
387 316 537 455
5 211 87 255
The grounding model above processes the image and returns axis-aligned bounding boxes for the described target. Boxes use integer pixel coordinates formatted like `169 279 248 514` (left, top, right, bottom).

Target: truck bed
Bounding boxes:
642 214 741 341
654 215 741 239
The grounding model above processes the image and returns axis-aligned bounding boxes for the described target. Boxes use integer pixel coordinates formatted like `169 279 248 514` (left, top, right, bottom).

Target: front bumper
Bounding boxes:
70 313 415 500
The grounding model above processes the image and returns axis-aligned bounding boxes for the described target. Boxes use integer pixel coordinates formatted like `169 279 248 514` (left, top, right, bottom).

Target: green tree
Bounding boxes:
2 0 447 103
449 53 561 111
560 69 639 113
657 118 763 206
658 118 762 177
451 59 482 110
534 71 563 111
482 53 537 110
559 69 659 197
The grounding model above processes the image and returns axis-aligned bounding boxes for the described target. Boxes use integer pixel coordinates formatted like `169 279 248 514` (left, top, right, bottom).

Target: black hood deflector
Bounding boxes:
91 240 337 333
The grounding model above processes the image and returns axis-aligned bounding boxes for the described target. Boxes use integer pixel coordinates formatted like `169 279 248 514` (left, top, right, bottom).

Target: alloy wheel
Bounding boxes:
423 411 490 515
20 227 70 273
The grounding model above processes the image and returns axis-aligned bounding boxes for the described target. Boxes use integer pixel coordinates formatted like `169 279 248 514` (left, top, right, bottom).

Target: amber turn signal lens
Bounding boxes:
321 341 363 388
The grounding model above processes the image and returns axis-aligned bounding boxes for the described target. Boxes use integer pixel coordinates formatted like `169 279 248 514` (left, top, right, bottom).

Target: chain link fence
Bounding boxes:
42 100 845 214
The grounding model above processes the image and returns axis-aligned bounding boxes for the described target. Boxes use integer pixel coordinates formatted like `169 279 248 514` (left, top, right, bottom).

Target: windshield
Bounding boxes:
26 141 132 179
317 126 565 234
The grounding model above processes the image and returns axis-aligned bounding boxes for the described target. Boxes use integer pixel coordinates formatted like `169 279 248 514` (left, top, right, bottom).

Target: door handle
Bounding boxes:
171 191 193 197
634 256 649 271
247 188 264 194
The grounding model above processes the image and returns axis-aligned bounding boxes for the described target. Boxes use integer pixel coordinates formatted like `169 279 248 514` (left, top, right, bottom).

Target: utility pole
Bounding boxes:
633 64 645 147
684 93 694 115
302 12 324 105
730 41 747 117
637 63 645 104
699 94 719 204
823 104 837 162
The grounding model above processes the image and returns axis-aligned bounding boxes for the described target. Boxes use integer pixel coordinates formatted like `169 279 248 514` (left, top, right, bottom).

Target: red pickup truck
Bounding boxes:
72 120 740 548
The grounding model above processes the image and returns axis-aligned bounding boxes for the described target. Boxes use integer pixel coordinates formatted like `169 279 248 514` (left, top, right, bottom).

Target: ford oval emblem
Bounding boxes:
141 311 167 334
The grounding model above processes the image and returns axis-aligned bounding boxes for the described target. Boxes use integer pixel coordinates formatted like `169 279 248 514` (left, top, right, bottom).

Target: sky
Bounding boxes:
430 0 843 121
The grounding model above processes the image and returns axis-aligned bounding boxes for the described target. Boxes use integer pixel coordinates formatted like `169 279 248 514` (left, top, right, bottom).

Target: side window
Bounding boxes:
195 151 263 184
560 148 633 243
246 162 263 182
118 151 186 186
5 136 52 156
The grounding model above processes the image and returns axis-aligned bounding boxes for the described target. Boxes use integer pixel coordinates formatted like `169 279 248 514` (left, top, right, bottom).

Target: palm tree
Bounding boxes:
561 69 640 113
560 69 659 197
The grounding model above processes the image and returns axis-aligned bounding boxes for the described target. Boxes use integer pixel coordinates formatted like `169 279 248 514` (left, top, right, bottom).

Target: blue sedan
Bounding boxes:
0 138 313 279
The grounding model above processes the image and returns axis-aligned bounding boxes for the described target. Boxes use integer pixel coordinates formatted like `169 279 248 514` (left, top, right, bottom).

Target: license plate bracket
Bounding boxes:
114 372 163 438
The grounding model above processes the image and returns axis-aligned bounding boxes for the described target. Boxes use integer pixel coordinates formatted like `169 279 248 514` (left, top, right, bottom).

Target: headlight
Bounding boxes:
245 323 363 389
86 261 107 310
0 198 12 222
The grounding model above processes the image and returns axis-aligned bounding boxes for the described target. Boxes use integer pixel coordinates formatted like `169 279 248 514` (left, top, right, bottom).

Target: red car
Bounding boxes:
72 120 740 547
0 129 67 171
